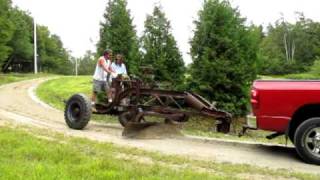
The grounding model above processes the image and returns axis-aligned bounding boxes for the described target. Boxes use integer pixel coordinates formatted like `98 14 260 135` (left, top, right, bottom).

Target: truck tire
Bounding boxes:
64 94 92 130
294 117 320 165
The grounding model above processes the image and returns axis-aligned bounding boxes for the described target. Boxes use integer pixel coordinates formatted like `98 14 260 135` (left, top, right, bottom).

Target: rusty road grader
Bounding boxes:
64 69 232 134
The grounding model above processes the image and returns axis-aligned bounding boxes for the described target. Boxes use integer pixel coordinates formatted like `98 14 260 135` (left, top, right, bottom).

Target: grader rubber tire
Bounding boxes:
64 93 92 130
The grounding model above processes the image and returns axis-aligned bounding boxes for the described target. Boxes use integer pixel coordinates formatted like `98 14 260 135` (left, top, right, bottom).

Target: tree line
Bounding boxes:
2 0 320 116
259 14 320 75
0 0 71 74
95 0 320 116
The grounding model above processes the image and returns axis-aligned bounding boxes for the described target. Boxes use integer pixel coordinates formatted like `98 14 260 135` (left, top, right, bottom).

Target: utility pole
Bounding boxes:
34 17 38 74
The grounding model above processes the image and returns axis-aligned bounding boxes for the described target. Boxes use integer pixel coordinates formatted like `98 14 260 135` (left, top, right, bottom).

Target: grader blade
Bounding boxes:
122 121 183 139
122 122 158 138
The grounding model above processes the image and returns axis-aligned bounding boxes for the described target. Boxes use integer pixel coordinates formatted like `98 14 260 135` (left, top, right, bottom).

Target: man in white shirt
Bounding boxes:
91 49 116 104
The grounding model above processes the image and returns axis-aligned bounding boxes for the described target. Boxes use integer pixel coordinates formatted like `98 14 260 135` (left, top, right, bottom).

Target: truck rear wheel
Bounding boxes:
294 117 320 165
64 94 92 130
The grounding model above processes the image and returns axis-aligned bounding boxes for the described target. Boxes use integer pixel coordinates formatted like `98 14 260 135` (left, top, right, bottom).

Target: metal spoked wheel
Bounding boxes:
294 117 320 165
304 127 320 158
118 108 145 127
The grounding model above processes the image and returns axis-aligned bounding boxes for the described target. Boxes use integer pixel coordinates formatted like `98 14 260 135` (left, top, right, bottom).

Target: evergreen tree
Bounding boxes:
97 0 141 74
141 6 185 85
189 0 258 116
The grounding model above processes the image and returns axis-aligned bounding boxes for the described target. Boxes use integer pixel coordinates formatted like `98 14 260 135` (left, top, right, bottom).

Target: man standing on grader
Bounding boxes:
91 49 128 106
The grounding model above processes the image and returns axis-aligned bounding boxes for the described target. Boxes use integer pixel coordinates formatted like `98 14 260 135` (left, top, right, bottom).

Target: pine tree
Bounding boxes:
189 0 258 116
97 0 141 74
141 6 185 85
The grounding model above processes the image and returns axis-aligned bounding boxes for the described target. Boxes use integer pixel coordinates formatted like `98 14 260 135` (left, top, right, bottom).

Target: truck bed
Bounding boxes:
252 80 320 132
254 80 320 90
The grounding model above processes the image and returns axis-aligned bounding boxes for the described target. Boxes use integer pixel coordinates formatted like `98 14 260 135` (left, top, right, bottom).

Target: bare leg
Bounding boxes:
91 92 97 103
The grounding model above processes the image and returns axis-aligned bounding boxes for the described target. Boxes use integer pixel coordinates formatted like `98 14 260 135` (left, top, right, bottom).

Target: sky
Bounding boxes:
11 0 320 64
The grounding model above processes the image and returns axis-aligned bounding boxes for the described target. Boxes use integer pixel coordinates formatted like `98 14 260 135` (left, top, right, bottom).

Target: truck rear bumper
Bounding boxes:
246 115 257 129
239 115 258 136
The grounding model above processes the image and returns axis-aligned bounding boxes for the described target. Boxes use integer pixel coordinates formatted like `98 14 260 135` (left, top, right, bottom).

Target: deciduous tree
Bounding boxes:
0 0 14 68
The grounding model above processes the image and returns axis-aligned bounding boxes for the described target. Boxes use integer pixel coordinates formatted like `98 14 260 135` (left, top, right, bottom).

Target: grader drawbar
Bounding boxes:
64 76 232 136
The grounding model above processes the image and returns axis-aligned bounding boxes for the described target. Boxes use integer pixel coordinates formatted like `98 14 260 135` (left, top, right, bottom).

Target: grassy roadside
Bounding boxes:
36 76 117 123
36 76 92 110
0 73 51 86
36 76 289 144
258 73 320 80
0 123 317 180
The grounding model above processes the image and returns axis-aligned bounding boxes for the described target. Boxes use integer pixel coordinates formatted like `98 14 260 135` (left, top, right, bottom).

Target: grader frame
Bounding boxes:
93 76 232 133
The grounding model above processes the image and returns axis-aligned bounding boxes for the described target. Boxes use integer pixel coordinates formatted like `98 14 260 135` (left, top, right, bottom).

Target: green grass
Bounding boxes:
36 76 118 123
36 76 92 110
283 73 320 80
183 117 290 145
37 76 290 145
259 73 320 80
0 73 51 85
0 124 317 180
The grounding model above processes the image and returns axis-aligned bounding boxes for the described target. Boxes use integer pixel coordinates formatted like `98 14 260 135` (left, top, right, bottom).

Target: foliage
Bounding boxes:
189 0 258 116
0 0 14 68
97 0 141 74
0 1 72 74
8 8 34 65
141 6 185 86
76 50 96 75
36 26 71 74
259 14 320 75
309 58 320 75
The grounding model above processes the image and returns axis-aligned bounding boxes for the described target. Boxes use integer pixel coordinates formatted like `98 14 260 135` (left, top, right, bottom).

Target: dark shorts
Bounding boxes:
92 80 109 93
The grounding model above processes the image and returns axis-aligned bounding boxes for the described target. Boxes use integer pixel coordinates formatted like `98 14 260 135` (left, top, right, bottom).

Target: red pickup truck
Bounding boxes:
251 80 320 165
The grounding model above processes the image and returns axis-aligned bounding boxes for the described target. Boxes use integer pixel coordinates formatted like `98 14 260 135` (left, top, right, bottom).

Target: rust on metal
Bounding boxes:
94 73 232 133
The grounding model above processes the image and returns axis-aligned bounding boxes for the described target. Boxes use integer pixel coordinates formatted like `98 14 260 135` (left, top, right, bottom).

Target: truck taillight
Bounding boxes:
251 89 259 113
251 89 258 99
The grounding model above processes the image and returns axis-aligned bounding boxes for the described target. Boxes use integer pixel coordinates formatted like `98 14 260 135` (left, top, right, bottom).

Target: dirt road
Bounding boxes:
0 78 319 174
